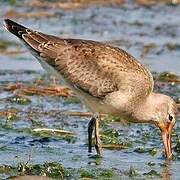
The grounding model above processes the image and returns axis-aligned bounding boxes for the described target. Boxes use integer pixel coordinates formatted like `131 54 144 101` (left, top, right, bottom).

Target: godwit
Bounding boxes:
4 19 178 159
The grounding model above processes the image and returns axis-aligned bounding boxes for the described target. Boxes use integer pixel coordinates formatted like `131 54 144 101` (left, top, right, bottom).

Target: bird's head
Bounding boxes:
151 93 178 159
134 93 178 159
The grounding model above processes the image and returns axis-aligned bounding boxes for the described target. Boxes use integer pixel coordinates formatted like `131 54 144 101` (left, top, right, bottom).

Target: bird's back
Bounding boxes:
4 19 154 113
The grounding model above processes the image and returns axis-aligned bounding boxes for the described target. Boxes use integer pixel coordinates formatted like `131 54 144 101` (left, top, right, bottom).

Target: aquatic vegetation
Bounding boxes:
126 166 138 177
134 147 145 153
148 148 157 156
8 95 31 105
98 126 132 150
0 0 180 179
143 170 161 178
174 136 180 154
0 161 117 179
157 72 180 83
6 113 18 121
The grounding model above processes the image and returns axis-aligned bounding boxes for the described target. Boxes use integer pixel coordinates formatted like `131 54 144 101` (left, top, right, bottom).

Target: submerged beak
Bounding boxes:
159 122 173 159
161 130 172 159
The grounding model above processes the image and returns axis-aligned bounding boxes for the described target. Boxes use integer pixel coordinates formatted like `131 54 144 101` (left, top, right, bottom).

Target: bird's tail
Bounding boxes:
3 19 58 54
4 19 27 39
4 19 61 72
4 19 45 55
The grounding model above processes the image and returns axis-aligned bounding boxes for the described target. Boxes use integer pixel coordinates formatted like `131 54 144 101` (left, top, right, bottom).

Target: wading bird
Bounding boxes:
4 19 178 159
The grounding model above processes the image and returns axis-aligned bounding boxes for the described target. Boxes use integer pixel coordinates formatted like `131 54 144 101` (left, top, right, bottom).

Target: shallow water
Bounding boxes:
0 1 180 179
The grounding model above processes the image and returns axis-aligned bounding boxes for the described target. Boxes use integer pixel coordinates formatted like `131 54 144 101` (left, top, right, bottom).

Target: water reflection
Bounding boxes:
161 161 171 180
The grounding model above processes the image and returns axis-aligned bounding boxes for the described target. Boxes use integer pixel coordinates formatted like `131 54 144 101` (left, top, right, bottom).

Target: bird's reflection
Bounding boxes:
161 161 171 180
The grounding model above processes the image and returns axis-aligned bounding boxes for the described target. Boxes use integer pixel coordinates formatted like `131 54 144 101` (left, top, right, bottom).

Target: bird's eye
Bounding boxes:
168 114 173 122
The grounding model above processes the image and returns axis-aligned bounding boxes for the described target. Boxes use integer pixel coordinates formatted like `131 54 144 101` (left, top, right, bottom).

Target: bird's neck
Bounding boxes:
131 92 160 123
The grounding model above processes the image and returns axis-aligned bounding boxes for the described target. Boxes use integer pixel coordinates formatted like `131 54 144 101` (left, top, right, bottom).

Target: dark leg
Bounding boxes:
88 117 96 153
88 115 102 156
94 117 102 156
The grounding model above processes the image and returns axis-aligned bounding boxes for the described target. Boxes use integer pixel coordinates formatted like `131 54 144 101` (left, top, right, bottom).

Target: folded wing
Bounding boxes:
4 19 154 99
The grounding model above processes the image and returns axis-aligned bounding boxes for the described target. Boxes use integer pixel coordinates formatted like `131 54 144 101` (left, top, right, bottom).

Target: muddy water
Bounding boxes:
0 1 179 179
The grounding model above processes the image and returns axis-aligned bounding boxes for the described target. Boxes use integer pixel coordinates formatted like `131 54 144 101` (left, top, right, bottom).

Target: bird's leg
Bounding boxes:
94 115 102 156
88 114 102 156
88 117 96 153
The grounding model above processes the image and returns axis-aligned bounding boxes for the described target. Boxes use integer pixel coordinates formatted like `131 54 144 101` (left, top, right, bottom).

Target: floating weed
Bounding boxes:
101 129 119 138
159 162 168 167
0 164 16 175
147 162 156 166
8 95 31 105
128 166 138 177
64 168 78 179
101 128 132 149
0 161 118 179
134 147 145 153
39 162 64 179
88 155 103 166
99 169 114 178
17 161 64 179
28 128 76 143
0 162 65 179
0 39 19 51
10 127 76 143
80 168 95 179
6 0 17 5
72 155 81 161
174 136 180 154
141 43 156 57
79 168 115 179
148 147 157 156
6 113 18 121
103 115 122 123
65 96 81 104
134 147 157 155
166 43 180 51
157 72 179 83
31 128 74 136
30 119 45 128
143 170 161 178
102 144 128 150
17 162 31 174
101 129 121 145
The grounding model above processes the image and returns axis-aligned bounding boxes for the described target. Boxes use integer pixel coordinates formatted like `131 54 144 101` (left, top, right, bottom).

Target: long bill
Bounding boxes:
161 131 172 159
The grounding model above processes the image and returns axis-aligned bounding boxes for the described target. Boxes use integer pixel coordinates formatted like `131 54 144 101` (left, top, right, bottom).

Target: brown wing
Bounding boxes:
4 19 154 98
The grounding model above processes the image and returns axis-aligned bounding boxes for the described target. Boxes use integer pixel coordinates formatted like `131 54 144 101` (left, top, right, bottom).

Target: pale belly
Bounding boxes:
38 58 119 115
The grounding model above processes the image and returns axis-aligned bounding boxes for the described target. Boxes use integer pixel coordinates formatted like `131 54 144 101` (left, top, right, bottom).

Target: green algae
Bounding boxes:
147 162 156 166
0 162 117 179
166 43 180 51
99 169 114 178
143 170 161 178
2 162 65 179
7 113 18 121
0 0 180 178
157 72 179 82
174 136 180 154
148 148 157 156
8 96 31 105
100 128 132 149
80 168 115 179
134 147 145 153
65 96 81 104
127 166 138 177
0 39 19 50
80 168 95 179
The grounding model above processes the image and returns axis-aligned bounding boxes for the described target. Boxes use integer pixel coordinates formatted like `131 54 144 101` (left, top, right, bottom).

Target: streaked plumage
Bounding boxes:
4 19 178 159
